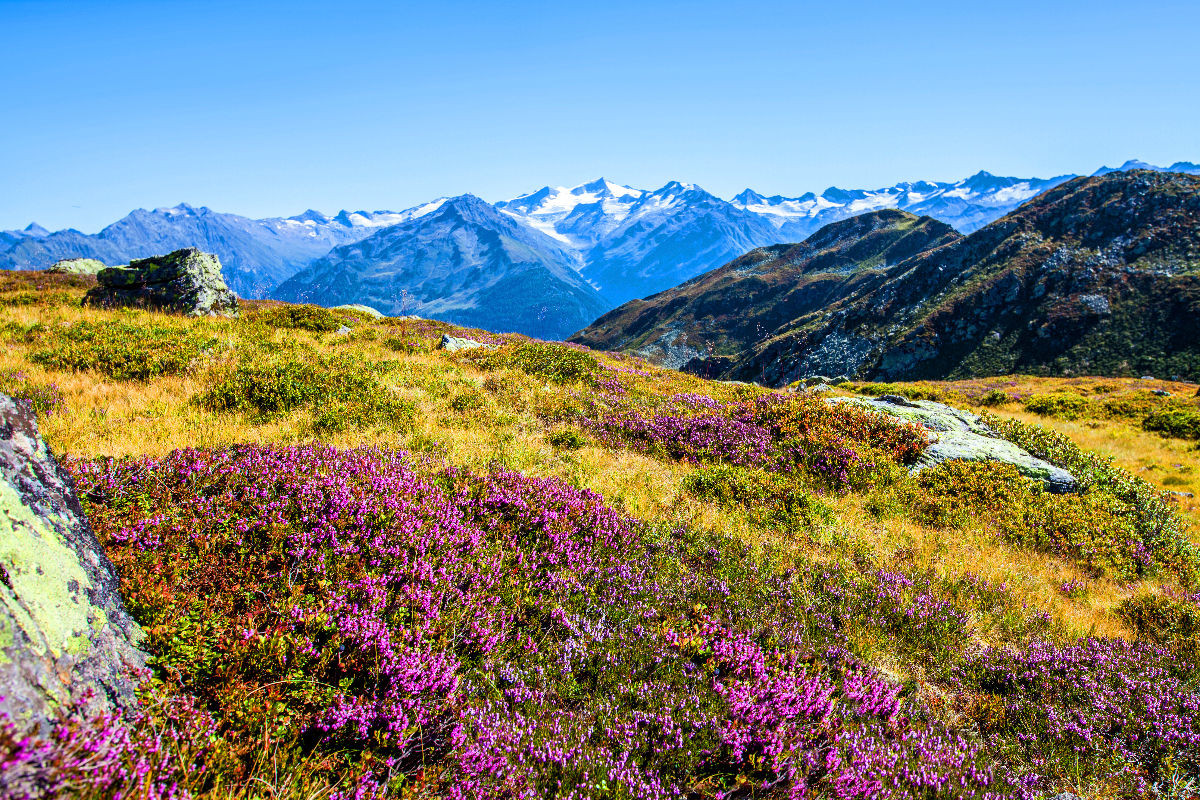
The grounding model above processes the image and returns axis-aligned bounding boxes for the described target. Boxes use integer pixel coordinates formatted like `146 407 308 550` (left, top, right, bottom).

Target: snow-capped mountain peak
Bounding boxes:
496 178 646 248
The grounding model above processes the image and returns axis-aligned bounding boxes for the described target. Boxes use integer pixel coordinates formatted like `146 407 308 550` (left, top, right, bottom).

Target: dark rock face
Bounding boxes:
84 247 239 318
0 394 147 732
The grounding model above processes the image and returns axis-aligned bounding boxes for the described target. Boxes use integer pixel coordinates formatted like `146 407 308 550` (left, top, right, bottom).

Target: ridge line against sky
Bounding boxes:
2 0 1198 232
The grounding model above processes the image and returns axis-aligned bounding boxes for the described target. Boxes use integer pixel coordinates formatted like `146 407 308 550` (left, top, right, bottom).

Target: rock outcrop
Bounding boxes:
0 393 147 731
833 394 1078 492
332 303 385 319
439 334 495 353
46 257 107 275
83 247 238 318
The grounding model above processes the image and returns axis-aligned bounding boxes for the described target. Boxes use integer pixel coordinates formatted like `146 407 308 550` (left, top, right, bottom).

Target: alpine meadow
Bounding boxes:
2 2 1200 800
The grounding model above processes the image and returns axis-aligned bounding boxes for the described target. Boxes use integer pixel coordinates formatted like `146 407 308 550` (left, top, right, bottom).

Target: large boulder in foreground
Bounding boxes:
84 247 238 317
832 394 1078 493
0 394 146 731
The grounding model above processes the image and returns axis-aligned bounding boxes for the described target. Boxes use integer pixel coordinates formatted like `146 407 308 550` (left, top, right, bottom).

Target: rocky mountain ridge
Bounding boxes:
574 170 1200 384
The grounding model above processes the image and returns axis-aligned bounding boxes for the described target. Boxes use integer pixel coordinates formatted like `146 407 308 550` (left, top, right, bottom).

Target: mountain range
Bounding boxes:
3 159 1197 338
573 169 1200 383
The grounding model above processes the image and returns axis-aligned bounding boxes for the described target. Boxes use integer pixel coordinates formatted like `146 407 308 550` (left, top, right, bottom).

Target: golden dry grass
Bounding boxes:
5 282 1195 650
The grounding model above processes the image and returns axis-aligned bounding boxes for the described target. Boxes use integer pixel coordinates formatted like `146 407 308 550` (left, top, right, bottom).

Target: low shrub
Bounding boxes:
879 459 1171 580
977 389 1011 407
843 382 947 401
248 304 347 333
547 429 587 450
28 319 216 380
383 335 422 354
682 463 831 530
1118 591 1200 662
984 414 1199 583
64 446 1023 798
1022 392 1089 420
578 394 926 492
481 342 600 384
962 638 1200 792
0 368 64 416
1143 407 1200 441
196 357 413 432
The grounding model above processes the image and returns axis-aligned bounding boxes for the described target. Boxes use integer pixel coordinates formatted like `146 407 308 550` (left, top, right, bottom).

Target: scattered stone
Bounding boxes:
335 325 352 336
1169 490 1196 499
1077 293 1111 315
832 395 1078 493
83 247 238 318
439 334 495 353
46 257 107 275
332 303 385 319
1140 376 1156 380
0 393 147 733
1049 794 1083 800
1151 389 1172 397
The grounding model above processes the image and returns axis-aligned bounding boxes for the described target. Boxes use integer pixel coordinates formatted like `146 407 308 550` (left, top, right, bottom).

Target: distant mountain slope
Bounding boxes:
572 209 961 368
0 204 418 298
578 182 783 306
273 194 608 340
576 171 1200 384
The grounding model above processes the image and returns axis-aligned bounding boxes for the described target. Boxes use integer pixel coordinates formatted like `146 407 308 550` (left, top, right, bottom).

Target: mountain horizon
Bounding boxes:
4 159 1198 335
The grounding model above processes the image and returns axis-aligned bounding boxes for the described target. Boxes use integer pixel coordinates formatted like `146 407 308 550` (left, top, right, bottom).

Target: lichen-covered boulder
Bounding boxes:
439 334 495 353
83 247 238 318
46 258 107 275
332 303 385 319
0 394 146 732
832 394 1078 493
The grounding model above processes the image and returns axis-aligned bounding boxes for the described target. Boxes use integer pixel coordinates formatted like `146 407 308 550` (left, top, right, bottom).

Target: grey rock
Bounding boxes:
335 325 352 336
1077 293 1111 315
439 334 495 353
832 395 1078 493
332 303 385 319
46 257 107 275
83 247 238 318
0 393 147 733
1151 389 1171 397
1141 375 1156 380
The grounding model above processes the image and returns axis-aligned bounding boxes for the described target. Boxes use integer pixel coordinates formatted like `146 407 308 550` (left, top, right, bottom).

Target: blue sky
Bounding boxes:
2 0 1197 232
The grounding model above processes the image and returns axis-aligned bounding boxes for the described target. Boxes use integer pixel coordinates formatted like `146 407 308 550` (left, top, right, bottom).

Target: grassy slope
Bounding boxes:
2 269 1198 798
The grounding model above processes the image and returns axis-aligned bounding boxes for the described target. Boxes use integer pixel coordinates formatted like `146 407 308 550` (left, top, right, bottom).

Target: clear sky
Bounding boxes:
2 0 1197 232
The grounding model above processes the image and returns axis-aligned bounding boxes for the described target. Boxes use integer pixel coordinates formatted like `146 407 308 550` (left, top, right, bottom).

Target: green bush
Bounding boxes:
1118 592 1199 661
1022 392 1089 420
196 357 413 432
878 460 1152 580
1143 407 1200 441
547 429 588 450
983 414 1199 583
29 319 216 380
682 464 831 530
249 304 347 333
977 389 1011 407
486 343 600 384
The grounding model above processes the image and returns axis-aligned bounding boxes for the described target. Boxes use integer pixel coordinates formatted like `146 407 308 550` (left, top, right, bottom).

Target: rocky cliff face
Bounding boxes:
0 394 146 732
